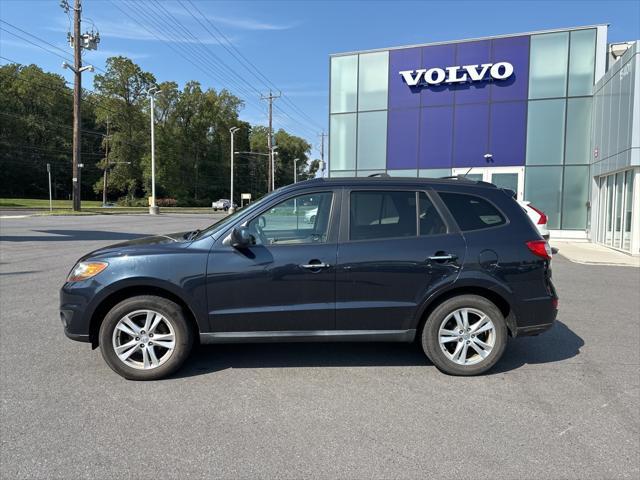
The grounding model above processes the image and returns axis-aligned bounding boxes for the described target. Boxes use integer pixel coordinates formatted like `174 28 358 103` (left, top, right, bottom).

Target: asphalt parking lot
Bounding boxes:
1 214 639 479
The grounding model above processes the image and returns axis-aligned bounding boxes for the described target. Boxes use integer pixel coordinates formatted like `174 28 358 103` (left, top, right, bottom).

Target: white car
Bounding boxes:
519 200 550 239
304 207 318 224
211 199 237 211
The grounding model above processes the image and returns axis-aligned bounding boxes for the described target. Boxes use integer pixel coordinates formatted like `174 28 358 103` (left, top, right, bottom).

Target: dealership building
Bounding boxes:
328 25 640 255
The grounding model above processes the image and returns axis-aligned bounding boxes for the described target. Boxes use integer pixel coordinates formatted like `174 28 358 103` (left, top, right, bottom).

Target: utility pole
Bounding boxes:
61 0 98 211
102 116 109 206
318 131 327 177
71 0 82 211
261 90 281 192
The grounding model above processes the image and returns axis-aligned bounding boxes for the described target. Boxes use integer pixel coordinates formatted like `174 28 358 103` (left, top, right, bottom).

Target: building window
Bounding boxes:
561 166 589 229
357 111 387 170
526 99 566 165
529 32 569 99
568 29 596 97
358 51 389 111
329 113 356 171
330 55 358 113
525 166 563 229
565 97 592 165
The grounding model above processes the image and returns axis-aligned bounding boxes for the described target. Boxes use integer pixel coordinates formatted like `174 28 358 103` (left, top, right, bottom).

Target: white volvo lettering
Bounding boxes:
399 61 514 87
399 69 426 86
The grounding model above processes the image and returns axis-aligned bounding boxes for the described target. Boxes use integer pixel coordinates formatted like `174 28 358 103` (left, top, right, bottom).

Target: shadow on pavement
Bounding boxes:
173 320 583 378
492 320 584 373
0 230 144 242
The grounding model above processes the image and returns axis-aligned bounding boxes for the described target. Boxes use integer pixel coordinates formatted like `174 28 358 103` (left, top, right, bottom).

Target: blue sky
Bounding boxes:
1 0 639 156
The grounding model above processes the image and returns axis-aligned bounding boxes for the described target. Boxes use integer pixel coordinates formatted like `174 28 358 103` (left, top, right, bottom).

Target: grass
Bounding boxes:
0 198 220 215
0 198 103 208
1 198 219 215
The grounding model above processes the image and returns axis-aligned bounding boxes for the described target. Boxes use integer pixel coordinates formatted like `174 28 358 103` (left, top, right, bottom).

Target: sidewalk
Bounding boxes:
552 240 640 267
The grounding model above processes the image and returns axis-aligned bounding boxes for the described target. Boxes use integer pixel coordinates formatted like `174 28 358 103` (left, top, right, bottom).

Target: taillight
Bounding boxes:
528 203 548 225
526 240 552 260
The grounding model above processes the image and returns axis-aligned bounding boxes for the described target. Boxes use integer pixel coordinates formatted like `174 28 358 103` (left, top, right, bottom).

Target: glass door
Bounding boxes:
452 167 525 200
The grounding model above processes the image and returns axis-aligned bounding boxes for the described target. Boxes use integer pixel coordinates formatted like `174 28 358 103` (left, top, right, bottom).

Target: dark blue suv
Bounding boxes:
61 177 558 380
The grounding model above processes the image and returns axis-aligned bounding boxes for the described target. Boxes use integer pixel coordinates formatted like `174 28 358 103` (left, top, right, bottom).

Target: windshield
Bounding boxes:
193 190 278 240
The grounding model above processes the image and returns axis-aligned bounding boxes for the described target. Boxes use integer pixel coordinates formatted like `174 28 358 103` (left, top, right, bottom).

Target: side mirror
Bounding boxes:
230 226 255 249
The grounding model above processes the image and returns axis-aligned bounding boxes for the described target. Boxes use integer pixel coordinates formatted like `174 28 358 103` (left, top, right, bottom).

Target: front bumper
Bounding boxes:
60 285 94 343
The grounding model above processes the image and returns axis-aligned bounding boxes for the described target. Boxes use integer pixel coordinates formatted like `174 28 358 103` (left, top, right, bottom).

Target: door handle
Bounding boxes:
300 262 331 269
427 254 458 262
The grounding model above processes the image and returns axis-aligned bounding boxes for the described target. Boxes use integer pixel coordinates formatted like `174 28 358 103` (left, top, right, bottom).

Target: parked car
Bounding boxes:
211 199 236 211
61 176 557 380
304 207 318 224
519 201 550 239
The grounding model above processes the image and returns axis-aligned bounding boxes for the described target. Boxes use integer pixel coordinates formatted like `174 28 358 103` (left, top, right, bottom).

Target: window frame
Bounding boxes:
341 187 453 243
435 190 510 233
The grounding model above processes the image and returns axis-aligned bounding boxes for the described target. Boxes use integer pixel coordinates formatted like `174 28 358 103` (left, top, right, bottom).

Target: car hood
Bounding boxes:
80 231 192 260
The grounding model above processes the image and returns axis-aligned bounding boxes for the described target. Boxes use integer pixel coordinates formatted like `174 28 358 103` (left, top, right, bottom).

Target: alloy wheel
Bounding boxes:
112 309 176 370
438 307 496 366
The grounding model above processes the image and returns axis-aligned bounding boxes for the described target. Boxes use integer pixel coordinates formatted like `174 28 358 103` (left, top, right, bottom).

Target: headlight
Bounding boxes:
67 261 108 282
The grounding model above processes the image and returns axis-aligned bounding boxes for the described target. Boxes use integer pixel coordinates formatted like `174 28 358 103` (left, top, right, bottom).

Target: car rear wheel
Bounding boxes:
421 295 507 376
99 295 193 380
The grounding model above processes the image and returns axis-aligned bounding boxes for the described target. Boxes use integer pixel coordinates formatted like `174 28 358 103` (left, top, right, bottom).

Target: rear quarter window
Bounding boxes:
438 192 506 231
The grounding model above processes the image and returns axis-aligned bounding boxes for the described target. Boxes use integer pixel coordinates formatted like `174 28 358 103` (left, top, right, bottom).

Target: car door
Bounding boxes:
206 189 339 332
335 188 466 332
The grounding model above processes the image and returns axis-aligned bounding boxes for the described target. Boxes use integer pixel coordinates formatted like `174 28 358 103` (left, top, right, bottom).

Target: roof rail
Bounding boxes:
368 173 391 178
439 175 477 182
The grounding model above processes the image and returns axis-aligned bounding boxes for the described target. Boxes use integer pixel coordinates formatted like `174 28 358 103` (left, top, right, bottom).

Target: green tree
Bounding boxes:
92 56 155 202
0 63 102 199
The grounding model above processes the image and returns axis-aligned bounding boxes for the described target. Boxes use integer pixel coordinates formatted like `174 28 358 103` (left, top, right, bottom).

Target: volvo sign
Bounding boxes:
399 62 514 87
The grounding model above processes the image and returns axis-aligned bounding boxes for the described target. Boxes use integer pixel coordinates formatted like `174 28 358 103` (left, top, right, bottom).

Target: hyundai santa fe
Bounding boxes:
60 176 558 380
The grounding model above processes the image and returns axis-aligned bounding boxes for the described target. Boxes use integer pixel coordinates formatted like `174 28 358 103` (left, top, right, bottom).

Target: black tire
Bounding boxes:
421 295 507 376
99 295 194 380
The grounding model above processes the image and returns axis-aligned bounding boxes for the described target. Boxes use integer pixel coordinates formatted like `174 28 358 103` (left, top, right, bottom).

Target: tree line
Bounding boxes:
0 57 320 206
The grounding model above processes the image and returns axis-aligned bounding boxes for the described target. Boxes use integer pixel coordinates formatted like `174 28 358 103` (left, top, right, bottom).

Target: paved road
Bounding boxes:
1 215 639 479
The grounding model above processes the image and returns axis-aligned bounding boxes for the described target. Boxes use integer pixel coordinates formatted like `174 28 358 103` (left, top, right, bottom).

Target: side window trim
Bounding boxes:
417 189 450 237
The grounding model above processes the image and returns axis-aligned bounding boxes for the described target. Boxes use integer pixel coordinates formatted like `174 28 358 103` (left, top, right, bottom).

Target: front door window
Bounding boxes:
247 192 333 245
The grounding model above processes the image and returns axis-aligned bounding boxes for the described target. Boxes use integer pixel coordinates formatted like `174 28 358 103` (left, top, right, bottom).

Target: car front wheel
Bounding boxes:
421 295 507 376
99 295 194 380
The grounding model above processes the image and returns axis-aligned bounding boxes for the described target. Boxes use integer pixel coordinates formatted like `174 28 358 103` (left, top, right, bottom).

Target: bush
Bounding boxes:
117 197 148 207
156 198 177 207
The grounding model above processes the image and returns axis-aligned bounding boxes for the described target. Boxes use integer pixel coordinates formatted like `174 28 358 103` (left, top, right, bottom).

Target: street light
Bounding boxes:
229 126 240 214
146 86 160 215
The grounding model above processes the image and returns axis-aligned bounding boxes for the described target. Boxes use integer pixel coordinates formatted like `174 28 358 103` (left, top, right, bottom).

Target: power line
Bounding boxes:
113 0 267 117
179 0 325 133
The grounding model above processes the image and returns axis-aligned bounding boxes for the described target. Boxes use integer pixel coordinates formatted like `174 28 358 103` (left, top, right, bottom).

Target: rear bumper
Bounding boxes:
515 321 555 337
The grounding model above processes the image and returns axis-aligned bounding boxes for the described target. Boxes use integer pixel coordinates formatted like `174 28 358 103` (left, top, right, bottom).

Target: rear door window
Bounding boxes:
438 192 506 231
350 191 417 240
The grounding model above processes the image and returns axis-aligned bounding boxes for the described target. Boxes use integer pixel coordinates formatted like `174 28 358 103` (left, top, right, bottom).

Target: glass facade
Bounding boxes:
591 41 639 254
329 26 606 232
